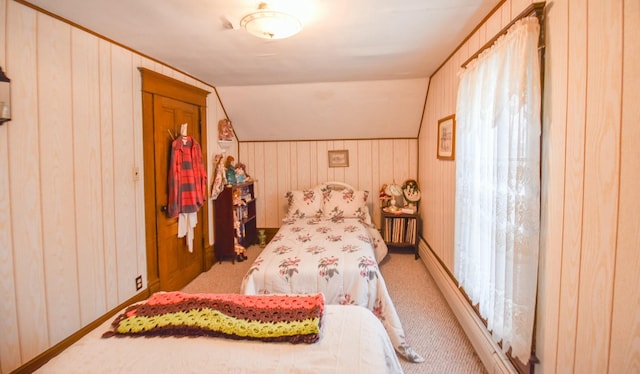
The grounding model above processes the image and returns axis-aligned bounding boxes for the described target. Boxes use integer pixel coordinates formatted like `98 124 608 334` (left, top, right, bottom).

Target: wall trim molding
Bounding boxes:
418 240 516 374
11 290 150 374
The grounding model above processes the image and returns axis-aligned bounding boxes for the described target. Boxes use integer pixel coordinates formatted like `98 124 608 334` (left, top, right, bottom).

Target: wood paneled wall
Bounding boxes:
0 2 232 372
3 0 637 373
239 139 418 229
419 0 640 373
541 1 639 373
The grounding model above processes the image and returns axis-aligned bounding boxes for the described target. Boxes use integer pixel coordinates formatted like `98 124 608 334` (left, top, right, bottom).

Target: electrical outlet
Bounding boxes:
135 275 143 291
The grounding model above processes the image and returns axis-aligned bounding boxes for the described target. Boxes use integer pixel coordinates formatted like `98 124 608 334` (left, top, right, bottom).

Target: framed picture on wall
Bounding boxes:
437 114 456 160
328 150 349 167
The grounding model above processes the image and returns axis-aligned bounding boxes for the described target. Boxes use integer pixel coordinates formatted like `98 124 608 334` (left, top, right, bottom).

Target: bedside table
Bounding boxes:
380 209 420 259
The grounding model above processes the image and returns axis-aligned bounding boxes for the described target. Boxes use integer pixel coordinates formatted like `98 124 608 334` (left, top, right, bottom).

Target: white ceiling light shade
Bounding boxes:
240 2 302 40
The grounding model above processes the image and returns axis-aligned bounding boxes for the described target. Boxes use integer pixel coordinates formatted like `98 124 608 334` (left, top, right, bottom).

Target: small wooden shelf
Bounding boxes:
214 181 257 263
380 209 420 259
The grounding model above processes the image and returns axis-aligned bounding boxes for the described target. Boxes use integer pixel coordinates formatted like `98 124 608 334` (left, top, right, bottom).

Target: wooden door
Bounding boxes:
153 96 204 291
140 68 210 293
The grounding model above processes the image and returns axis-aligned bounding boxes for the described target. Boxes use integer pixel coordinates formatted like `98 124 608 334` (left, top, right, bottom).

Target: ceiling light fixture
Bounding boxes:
240 2 302 40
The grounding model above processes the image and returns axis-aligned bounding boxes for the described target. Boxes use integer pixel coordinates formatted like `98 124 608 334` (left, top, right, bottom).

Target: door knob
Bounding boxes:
161 205 168 213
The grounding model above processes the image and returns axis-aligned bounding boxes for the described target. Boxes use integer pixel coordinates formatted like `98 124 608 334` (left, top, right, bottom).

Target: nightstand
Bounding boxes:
380 209 420 259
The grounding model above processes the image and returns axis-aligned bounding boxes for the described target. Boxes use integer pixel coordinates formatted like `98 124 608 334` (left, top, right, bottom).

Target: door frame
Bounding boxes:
139 68 211 293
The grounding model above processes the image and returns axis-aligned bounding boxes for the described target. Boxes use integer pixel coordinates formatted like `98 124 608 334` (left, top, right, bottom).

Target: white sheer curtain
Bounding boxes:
454 17 541 364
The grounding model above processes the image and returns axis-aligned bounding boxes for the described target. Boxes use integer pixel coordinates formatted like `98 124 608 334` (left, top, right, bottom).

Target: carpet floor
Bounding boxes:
182 245 487 374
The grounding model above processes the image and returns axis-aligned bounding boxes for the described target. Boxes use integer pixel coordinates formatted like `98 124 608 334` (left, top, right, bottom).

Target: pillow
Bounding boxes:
285 188 323 218
321 187 372 225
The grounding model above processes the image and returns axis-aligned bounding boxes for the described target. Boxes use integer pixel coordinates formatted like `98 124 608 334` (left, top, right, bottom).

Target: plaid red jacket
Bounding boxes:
167 136 207 218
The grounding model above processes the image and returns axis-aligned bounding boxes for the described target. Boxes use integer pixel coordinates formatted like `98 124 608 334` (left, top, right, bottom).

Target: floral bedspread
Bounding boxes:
240 218 424 363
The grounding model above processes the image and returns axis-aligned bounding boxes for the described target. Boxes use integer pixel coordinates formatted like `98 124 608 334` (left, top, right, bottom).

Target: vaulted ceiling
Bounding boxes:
24 0 499 141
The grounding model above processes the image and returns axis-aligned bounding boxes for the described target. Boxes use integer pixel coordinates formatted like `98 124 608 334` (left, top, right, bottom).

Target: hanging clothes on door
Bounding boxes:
178 212 198 252
167 133 207 251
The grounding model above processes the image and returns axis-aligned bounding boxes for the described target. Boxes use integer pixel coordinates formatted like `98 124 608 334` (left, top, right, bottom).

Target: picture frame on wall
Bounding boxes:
328 150 349 167
437 114 456 160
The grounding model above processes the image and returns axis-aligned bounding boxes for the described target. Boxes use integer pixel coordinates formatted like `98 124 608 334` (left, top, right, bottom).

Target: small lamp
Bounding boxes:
0 67 10 125
385 182 404 211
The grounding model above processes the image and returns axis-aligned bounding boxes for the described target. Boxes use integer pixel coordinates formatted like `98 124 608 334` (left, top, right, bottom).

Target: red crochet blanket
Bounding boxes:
103 292 324 344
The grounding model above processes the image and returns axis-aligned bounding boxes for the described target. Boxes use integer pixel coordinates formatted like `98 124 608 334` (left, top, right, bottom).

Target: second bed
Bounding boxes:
240 182 424 363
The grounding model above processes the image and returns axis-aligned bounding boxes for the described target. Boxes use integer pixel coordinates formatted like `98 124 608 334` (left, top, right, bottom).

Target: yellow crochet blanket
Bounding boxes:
103 292 324 344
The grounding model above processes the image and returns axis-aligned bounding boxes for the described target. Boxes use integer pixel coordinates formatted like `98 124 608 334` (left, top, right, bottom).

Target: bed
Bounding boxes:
37 292 403 373
240 182 424 363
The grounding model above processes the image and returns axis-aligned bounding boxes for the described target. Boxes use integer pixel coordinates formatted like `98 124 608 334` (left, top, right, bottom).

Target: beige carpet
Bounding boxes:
182 245 486 374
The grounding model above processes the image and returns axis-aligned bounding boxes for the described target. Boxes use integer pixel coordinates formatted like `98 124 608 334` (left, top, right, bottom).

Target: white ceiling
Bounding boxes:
24 0 498 141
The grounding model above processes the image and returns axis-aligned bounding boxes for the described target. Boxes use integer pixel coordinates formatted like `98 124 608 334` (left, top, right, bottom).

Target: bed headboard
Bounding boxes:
320 181 355 191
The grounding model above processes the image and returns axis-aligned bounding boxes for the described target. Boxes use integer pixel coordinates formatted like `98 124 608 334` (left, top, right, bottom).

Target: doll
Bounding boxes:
218 118 234 141
232 188 245 206
224 155 236 185
234 238 248 262
234 162 249 183
210 153 227 200
379 183 391 208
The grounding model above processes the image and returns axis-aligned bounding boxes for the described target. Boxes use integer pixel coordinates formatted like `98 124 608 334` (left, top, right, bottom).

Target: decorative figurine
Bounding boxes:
402 180 421 201
258 229 267 248
232 188 244 206
379 183 391 208
234 238 248 262
402 179 421 212
218 118 234 141
224 155 236 185
210 153 227 200
235 162 248 183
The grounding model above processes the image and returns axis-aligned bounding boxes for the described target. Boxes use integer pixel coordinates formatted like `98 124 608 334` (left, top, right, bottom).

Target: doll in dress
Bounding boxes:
234 162 250 183
210 153 227 200
218 119 234 141
224 155 236 185
379 183 391 208
234 238 248 262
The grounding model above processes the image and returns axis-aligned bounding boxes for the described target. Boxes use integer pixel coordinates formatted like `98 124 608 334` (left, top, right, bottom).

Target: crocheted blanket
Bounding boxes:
102 292 324 344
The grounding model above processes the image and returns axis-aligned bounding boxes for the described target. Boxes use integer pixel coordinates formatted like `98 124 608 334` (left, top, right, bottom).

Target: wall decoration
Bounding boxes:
402 179 421 203
437 114 456 160
328 150 349 167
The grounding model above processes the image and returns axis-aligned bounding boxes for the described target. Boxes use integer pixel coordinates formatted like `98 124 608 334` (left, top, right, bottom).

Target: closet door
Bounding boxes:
153 96 204 291
140 68 210 293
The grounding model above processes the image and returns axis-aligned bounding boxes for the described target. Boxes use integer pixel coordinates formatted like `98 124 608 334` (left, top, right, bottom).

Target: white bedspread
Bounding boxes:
240 218 424 363
37 304 403 374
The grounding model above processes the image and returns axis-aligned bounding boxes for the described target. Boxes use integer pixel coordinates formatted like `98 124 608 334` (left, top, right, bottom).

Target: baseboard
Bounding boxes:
12 289 150 374
418 241 517 374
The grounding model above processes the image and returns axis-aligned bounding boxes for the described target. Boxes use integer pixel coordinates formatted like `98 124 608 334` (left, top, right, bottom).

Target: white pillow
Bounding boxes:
285 188 323 218
321 187 372 225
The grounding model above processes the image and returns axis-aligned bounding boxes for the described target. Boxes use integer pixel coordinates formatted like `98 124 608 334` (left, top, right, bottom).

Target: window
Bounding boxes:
454 17 541 365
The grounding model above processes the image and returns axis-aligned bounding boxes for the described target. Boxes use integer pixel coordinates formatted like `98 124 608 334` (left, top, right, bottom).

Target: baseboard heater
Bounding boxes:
418 241 517 374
